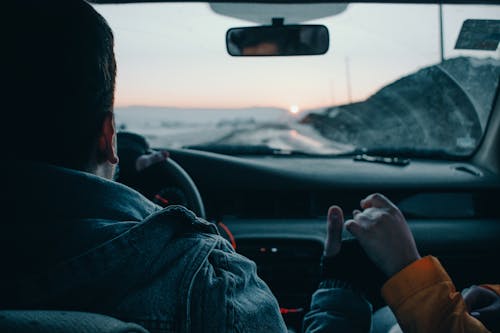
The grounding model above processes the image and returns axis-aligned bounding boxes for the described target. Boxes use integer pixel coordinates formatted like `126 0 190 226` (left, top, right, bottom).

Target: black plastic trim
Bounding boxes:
91 1 500 4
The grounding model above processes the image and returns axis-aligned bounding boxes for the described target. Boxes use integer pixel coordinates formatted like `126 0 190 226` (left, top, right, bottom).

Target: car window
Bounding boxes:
94 3 500 157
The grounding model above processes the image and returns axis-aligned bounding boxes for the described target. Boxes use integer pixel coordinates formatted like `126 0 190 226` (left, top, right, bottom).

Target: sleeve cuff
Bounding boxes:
319 279 356 291
381 256 451 309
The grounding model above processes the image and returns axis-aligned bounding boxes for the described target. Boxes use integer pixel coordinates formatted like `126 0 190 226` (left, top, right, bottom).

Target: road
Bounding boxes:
143 122 353 154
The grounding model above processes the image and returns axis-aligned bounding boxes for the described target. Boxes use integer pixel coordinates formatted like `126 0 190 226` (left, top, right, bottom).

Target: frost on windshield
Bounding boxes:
302 56 500 156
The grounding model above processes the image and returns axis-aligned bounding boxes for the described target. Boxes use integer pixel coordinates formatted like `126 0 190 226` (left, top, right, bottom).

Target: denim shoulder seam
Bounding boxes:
182 235 220 333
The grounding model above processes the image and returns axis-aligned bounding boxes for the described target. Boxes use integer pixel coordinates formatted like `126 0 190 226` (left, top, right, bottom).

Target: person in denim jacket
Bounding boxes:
1 1 372 332
1 2 289 332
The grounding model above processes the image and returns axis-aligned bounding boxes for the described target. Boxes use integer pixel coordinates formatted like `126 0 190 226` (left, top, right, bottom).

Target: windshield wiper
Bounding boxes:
184 144 311 156
185 144 466 161
184 144 349 157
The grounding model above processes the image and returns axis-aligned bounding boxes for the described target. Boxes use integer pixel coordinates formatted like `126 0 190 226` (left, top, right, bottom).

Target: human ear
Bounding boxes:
98 112 119 165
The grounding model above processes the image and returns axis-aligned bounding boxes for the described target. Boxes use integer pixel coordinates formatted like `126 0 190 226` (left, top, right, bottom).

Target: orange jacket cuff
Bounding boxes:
381 256 451 309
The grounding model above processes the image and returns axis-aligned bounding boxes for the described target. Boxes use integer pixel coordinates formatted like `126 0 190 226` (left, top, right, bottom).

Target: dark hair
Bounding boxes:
3 0 116 171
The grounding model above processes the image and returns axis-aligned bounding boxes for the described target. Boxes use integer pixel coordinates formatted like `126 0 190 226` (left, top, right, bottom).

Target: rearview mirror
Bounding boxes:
227 24 329 56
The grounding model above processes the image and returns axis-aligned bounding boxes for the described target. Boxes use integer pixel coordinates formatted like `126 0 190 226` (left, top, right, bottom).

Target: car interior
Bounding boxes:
1 0 499 333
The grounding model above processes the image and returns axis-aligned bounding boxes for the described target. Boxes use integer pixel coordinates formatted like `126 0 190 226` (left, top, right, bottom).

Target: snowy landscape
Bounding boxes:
115 106 350 154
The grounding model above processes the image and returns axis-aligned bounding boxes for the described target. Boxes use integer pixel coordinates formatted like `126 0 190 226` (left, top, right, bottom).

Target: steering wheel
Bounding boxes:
116 132 206 219
156 157 206 218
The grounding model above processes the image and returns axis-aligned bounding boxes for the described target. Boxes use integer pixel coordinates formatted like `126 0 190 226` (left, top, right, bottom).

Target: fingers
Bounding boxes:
360 193 397 210
345 219 364 238
324 205 344 257
328 194 399 251
346 194 419 277
149 151 169 164
345 208 374 238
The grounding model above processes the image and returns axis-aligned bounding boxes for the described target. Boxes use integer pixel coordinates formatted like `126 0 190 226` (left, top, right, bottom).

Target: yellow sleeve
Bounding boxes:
381 256 490 333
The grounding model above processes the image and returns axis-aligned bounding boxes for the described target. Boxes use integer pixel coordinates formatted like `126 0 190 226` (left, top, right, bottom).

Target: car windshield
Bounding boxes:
94 2 500 157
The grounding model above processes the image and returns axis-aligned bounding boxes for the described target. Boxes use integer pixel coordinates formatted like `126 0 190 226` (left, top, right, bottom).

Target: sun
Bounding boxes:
289 105 300 114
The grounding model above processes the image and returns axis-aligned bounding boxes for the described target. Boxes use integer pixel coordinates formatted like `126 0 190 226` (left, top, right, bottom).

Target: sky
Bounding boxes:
94 3 500 113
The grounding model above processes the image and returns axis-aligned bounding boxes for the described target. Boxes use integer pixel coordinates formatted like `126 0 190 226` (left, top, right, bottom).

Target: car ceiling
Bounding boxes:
89 0 500 5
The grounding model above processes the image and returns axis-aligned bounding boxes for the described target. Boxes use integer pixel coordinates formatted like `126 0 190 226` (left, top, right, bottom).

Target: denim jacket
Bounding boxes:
0 162 287 333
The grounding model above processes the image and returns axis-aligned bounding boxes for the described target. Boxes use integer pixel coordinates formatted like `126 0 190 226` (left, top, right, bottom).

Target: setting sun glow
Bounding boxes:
289 105 300 114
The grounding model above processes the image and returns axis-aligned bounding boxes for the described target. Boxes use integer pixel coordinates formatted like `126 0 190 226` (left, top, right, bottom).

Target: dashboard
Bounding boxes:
138 147 500 331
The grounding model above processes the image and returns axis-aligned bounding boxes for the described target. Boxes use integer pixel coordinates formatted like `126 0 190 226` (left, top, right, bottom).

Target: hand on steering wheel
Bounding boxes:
135 151 169 172
117 132 206 219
